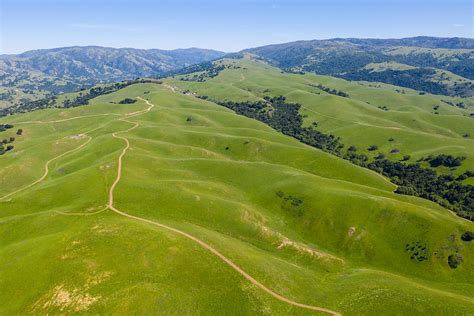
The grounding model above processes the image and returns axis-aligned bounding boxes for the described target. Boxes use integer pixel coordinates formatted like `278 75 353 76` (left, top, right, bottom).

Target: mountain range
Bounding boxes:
0 36 473 108
244 36 474 97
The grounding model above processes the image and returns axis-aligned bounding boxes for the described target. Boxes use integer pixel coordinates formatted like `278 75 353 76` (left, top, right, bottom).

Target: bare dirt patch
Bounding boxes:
32 284 100 313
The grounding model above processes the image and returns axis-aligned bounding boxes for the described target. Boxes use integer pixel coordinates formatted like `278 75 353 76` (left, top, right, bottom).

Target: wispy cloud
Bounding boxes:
453 23 464 28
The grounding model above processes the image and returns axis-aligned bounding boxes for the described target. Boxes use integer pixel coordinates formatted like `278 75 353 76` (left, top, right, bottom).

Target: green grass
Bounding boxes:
167 58 474 180
0 81 473 315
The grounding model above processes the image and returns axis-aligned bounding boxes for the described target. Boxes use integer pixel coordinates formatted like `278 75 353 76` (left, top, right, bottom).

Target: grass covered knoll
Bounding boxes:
0 82 473 314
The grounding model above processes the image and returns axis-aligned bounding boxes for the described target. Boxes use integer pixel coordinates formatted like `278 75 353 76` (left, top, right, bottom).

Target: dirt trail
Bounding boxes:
8 96 153 125
10 113 122 125
163 84 177 93
0 99 152 201
55 206 108 216
0 136 92 201
106 97 341 315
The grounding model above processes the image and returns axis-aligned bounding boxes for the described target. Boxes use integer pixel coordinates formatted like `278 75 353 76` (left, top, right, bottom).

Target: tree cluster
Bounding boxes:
209 95 344 154
311 84 349 97
64 79 160 107
0 125 17 155
426 154 466 168
196 93 474 220
368 159 473 220
118 98 137 104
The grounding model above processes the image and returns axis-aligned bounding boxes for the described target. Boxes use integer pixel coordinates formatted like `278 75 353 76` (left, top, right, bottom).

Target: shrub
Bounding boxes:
448 253 464 269
16 129 23 135
461 231 473 242
118 98 137 104
368 145 378 151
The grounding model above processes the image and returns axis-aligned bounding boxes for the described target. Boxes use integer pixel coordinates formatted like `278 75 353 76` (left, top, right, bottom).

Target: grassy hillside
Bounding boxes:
166 58 474 179
0 82 473 314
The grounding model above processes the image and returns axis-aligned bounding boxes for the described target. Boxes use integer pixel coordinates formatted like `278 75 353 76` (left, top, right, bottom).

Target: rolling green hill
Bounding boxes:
243 36 474 97
1 79 473 314
166 57 474 219
166 57 474 175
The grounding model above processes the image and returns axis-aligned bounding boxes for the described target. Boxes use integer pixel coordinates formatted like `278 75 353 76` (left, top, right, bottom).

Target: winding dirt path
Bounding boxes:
10 113 122 125
7 96 153 126
0 135 92 201
107 97 341 315
0 99 152 201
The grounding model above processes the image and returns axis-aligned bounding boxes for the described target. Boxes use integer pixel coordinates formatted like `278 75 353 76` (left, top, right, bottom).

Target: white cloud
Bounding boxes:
453 23 464 28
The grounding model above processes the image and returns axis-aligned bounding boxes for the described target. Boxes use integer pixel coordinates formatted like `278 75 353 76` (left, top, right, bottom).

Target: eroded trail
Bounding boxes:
107 97 341 315
0 99 153 201
0 135 92 201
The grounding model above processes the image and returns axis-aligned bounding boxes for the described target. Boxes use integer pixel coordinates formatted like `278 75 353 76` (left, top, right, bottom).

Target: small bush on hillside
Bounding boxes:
461 231 473 242
368 145 378 151
402 155 411 161
448 253 464 269
0 124 13 131
275 191 304 216
16 129 23 135
118 98 137 104
390 148 400 154
405 241 428 262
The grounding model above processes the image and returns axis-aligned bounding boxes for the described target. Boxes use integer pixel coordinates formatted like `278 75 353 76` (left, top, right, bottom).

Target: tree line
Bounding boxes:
197 94 474 220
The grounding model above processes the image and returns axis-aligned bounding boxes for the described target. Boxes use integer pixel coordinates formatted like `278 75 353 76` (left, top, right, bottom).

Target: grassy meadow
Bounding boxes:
0 78 473 315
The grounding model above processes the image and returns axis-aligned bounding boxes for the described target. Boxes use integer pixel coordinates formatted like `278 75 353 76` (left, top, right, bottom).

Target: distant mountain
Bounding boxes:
0 46 225 105
244 36 474 97
1 46 224 81
329 36 474 49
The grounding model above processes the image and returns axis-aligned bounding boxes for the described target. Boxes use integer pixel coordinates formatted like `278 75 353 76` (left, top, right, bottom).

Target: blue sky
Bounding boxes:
0 0 472 54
